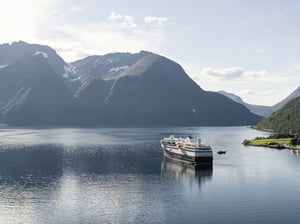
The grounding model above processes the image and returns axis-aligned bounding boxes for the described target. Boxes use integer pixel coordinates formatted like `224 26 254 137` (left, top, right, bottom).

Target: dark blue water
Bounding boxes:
0 127 300 223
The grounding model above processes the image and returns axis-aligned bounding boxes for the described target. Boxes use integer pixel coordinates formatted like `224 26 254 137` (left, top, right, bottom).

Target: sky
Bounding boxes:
0 0 299 106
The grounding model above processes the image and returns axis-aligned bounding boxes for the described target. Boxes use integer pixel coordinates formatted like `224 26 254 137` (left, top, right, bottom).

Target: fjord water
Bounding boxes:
0 127 300 224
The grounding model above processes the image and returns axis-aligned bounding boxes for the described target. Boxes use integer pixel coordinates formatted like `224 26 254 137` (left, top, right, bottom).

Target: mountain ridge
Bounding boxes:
0 41 261 126
69 51 260 126
270 86 300 114
0 53 72 125
218 90 271 117
255 96 300 133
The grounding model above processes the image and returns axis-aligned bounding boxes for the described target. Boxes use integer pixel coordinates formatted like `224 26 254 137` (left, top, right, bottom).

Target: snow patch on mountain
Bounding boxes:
0 64 8 69
34 51 48 58
62 65 80 81
69 76 81 82
62 65 71 79
109 65 129 72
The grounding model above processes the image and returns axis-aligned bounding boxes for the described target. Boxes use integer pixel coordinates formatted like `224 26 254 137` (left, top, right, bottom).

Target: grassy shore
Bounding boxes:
246 138 292 146
243 137 300 150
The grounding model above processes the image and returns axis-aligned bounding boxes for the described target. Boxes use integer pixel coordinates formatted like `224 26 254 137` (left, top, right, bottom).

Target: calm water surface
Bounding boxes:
0 126 300 223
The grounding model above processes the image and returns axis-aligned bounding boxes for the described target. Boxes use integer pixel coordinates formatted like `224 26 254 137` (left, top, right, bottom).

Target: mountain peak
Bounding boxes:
218 91 243 103
138 50 154 56
0 40 81 93
0 41 262 126
218 90 271 117
71 50 158 80
0 40 65 68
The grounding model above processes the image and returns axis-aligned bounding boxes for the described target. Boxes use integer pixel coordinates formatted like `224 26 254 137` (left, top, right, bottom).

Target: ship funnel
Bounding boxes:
197 138 201 144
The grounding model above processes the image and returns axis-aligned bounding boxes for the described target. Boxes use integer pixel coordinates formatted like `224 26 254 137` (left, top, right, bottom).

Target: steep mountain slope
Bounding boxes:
68 53 261 126
0 54 72 125
0 41 79 92
218 90 271 117
0 41 65 74
270 86 300 114
71 51 150 80
255 96 300 133
0 41 262 126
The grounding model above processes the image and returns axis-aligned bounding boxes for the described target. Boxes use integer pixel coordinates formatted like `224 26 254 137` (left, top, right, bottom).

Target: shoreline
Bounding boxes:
243 142 300 150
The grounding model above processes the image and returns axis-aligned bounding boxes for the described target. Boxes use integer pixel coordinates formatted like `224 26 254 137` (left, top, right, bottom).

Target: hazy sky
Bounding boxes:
0 0 299 106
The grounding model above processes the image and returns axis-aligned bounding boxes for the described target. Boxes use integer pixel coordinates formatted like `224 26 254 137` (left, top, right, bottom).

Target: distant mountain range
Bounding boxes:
0 41 261 126
219 87 300 117
271 86 300 114
218 91 271 117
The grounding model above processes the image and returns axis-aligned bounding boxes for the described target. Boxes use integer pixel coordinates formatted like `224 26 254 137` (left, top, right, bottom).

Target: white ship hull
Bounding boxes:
161 136 213 166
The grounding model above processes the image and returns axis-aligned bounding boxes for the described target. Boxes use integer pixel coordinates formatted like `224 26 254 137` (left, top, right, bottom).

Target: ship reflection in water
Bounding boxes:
161 156 213 187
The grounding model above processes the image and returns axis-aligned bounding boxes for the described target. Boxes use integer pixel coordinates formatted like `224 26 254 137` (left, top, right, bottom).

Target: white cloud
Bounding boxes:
144 16 168 28
201 67 244 79
238 89 255 97
0 0 171 62
41 12 168 61
237 89 282 106
200 67 282 82
239 89 274 98
108 12 137 29
189 65 289 105
243 70 268 80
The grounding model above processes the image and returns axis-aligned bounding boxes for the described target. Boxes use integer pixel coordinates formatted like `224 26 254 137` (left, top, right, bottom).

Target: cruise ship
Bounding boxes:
160 135 213 166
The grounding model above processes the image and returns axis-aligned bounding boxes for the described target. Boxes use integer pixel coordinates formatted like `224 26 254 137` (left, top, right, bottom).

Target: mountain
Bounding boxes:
0 41 80 92
270 86 300 114
219 87 300 117
0 54 72 125
71 51 149 80
218 90 271 117
66 52 262 126
255 96 300 133
0 41 262 126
